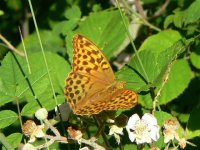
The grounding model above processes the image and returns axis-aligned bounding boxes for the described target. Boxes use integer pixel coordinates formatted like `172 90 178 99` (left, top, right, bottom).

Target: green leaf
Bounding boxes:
53 5 81 35
53 20 78 35
117 30 187 108
64 5 81 20
17 51 70 116
0 53 25 106
139 30 182 53
164 15 174 29
66 10 128 61
166 0 200 28
0 51 70 108
190 51 200 69
186 107 200 139
173 11 185 28
158 59 192 105
117 30 183 89
155 111 174 126
184 0 200 25
2 133 22 150
17 30 65 54
21 91 65 116
7 0 22 10
116 50 158 91
0 110 18 129
27 51 71 94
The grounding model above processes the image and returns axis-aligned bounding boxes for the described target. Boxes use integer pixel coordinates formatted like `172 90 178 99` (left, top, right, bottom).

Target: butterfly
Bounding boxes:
65 34 138 115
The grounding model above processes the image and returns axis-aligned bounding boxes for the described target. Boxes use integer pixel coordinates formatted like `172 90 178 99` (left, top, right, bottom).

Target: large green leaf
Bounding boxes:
117 30 183 89
116 30 187 108
27 51 71 93
66 10 128 62
190 50 200 69
19 51 70 116
158 59 192 105
0 51 70 113
0 53 25 106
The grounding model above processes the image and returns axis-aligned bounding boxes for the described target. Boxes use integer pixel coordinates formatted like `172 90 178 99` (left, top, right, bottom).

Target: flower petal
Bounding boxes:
142 113 158 126
126 114 140 129
149 125 160 141
127 131 136 142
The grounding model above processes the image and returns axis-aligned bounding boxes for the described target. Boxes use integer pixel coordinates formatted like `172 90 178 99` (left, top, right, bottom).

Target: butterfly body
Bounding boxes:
65 34 137 115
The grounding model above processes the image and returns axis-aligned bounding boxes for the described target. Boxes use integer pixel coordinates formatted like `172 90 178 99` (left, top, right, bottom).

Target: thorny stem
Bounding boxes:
135 0 146 19
0 34 25 56
151 0 170 19
152 63 171 114
24 118 105 150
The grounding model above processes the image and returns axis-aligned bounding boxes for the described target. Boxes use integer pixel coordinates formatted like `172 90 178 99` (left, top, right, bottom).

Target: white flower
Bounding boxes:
109 125 123 144
35 108 48 120
126 113 160 144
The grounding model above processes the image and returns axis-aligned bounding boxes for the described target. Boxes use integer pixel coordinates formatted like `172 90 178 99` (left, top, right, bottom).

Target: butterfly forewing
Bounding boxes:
73 34 115 84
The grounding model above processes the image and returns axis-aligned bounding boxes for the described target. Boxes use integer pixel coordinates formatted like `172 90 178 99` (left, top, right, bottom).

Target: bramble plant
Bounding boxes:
0 0 200 149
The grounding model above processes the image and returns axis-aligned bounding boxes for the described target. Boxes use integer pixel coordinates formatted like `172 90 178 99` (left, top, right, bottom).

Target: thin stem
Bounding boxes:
120 0 161 31
28 0 58 105
19 27 31 74
21 5 29 37
16 97 26 144
135 0 146 19
151 0 170 19
0 34 25 56
116 0 150 83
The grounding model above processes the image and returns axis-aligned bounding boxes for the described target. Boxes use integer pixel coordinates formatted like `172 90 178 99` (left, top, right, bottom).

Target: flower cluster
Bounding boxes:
163 118 194 149
108 113 160 145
